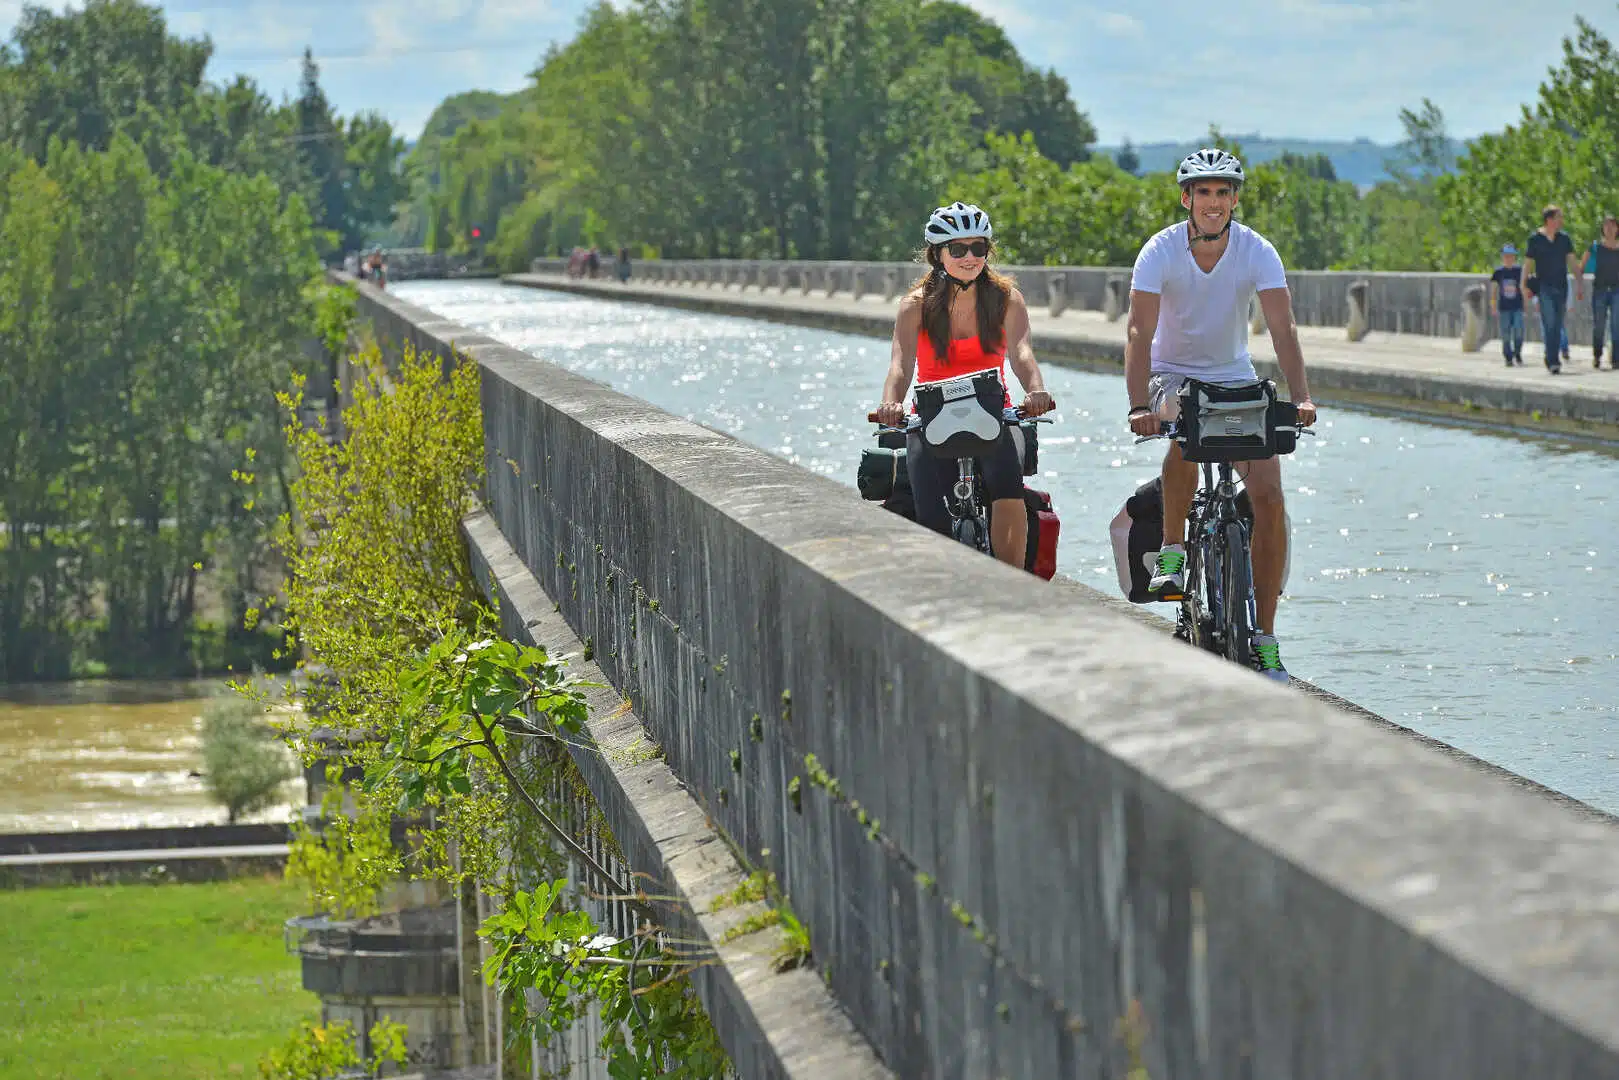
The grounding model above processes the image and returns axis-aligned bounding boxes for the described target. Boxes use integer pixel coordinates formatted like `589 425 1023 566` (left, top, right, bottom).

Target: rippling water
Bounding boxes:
397 280 1619 813
0 680 297 832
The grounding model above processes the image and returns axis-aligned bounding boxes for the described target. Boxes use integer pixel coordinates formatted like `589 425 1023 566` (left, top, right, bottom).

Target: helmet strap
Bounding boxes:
937 265 977 291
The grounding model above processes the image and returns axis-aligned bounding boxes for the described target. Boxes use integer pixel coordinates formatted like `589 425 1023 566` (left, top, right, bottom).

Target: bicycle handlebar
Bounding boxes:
868 403 1057 429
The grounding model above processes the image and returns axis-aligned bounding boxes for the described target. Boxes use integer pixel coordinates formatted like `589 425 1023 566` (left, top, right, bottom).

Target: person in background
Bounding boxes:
1524 205 1581 373
1490 244 1525 367
365 247 387 289
1588 214 1619 370
615 245 632 284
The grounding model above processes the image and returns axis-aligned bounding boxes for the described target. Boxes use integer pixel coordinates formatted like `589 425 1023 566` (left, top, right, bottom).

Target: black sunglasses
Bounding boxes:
944 239 990 259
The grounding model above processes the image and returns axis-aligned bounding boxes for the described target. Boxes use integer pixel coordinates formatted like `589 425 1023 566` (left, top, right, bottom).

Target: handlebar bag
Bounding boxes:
1175 378 1277 462
913 370 1005 459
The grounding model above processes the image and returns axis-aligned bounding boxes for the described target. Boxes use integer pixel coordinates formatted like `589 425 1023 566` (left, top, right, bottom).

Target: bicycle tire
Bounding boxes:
1220 520 1254 668
1180 534 1216 652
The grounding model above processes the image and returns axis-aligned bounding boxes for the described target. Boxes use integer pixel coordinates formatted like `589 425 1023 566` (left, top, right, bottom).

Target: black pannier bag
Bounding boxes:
1109 477 1290 603
857 446 908 502
912 370 1005 460
1175 378 1278 462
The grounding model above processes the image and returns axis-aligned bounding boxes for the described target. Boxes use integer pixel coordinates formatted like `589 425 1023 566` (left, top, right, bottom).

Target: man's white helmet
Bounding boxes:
924 202 993 244
1176 148 1245 187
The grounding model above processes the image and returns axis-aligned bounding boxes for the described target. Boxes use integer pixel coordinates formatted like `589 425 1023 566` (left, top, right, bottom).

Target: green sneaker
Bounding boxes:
1251 634 1289 684
1149 545 1185 598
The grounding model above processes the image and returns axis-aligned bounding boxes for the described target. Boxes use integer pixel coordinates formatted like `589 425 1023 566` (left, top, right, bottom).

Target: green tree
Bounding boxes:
0 0 211 160
200 693 295 823
1116 138 1140 176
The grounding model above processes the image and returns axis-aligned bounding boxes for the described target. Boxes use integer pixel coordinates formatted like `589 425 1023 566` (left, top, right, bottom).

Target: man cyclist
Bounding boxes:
1124 148 1317 683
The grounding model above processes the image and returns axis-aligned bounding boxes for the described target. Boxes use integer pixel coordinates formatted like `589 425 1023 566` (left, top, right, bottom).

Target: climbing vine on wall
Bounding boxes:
273 339 732 1077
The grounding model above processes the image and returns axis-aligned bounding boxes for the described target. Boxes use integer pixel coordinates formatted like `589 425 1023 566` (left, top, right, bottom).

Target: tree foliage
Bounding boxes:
0 0 406 679
200 692 295 823
410 0 1095 266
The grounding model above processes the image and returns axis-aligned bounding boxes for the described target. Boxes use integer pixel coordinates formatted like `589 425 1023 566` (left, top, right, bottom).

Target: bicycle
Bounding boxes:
865 368 1053 557
1134 382 1310 669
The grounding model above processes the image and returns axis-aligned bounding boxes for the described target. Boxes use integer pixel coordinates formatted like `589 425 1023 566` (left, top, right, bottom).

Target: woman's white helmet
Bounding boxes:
1176 148 1245 187
924 201 992 244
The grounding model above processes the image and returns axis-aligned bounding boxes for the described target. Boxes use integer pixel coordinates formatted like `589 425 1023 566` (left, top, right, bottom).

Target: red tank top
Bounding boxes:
914 332 1013 408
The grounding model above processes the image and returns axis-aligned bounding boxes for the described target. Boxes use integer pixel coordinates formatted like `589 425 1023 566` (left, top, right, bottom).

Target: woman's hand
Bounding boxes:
874 401 906 428
1020 390 1055 417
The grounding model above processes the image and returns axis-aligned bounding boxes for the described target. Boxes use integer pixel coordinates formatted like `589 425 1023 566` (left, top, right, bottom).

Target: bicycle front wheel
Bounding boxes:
1219 520 1254 668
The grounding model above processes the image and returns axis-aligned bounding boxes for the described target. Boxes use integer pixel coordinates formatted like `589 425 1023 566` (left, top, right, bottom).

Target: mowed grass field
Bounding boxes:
0 876 319 1079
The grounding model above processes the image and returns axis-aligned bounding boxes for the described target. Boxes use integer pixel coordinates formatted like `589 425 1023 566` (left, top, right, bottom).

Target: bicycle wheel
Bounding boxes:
1219 520 1254 668
1179 535 1216 652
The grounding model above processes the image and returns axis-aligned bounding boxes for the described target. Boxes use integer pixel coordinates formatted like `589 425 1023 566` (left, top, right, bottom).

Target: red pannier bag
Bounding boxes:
1022 488 1059 580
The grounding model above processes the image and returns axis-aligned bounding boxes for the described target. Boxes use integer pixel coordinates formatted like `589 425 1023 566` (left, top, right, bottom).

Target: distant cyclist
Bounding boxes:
1124 149 1317 682
874 202 1055 567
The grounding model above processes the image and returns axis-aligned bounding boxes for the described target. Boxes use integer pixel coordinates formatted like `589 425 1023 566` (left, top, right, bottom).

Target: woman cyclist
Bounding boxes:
874 202 1055 567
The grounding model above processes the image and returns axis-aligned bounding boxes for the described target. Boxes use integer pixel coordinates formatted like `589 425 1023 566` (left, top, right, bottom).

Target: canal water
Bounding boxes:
404 281 1619 813
0 680 298 833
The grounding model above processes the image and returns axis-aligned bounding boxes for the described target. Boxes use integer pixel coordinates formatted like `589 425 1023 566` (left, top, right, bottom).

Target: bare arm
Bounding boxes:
1258 286 1315 423
1571 244 1584 297
1124 289 1160 414
881 295 922 405
1003 290 1048 397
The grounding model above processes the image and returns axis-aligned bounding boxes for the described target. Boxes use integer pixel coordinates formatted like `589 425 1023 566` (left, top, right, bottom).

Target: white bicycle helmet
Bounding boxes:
1176 148 1245 187
924 201 993 244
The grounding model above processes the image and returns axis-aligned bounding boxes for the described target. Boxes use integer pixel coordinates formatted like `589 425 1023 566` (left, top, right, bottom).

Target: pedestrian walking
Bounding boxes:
1490 244 1525 366
1525 205 1582 374
615 245 632 284
1588 214 1619 370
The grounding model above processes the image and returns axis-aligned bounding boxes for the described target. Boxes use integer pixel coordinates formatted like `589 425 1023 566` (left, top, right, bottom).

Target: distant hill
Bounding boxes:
1092 135 1465 188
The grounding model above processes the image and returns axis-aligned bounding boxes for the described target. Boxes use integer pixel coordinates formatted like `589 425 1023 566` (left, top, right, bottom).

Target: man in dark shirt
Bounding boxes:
1590 214 1619 370
1525 205 1581 374
1490 244 1525 366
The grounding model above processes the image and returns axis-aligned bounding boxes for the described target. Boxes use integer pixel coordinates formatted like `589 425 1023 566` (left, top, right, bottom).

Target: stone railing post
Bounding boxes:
825 265 842 298
1460 282 1488 352
851 266 867 302
1048 273 1070 318
1103 274 1130 322
1347 279 1371 342
743 263 760 291
779 264 794 294
883 267 903 302
1249 291 1267 336
801 263 818 295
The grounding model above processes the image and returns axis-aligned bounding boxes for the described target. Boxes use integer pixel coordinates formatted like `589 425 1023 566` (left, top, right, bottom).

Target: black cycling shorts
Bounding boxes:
906 427 1025 537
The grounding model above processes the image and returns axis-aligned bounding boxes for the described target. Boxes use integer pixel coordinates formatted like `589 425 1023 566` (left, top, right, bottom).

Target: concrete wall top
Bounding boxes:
359 280 1619 1079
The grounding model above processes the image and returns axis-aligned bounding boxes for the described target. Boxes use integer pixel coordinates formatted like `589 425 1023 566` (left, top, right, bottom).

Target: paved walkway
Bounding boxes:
508 273 1619 438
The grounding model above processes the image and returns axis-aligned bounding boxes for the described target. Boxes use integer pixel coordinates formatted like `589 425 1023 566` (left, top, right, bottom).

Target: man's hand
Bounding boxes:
1128 409 1160 437
1021 390 1055 417
1295 398 1318 427
874 401 905 428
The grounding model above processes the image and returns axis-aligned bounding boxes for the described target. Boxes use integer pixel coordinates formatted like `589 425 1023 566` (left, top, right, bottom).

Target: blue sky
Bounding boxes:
4 0 1618 145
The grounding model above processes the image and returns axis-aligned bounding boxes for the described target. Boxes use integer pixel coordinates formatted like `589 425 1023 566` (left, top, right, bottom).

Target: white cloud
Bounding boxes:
1095 12 1143 37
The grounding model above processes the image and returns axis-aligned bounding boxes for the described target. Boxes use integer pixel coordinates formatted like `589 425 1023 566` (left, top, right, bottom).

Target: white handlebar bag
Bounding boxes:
913 369 1005 459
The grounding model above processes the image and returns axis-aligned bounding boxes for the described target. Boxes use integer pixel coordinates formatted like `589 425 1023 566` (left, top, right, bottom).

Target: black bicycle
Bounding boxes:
1135 379 1310 668
865 369 1051 555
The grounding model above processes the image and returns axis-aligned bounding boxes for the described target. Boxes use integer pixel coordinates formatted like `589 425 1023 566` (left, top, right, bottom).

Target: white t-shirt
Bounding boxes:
1130 221 1288 382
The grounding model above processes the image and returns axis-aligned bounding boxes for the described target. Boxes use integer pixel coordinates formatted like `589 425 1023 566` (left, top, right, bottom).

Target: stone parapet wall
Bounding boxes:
358 279 1619 1079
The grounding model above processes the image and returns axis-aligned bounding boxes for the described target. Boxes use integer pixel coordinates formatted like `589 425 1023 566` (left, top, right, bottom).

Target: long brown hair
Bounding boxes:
910 244 1014 359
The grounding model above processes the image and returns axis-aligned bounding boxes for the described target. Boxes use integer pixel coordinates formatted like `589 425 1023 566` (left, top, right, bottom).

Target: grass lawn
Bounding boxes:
0 875 319 1079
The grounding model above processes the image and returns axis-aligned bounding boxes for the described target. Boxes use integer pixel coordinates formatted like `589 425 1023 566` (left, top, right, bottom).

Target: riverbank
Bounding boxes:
507 272 1619 443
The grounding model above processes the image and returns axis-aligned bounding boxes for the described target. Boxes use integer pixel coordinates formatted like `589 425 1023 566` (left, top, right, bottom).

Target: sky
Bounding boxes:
3 0 1618 146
